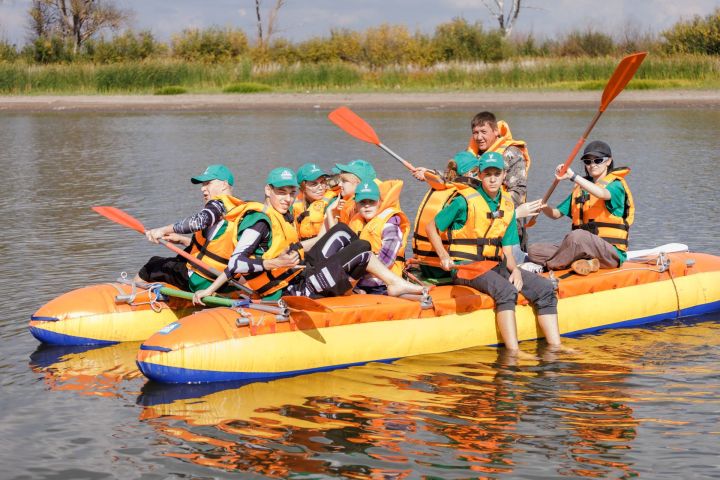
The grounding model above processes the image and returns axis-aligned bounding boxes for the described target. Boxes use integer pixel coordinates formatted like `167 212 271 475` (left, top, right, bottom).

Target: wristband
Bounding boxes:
570 172 578 182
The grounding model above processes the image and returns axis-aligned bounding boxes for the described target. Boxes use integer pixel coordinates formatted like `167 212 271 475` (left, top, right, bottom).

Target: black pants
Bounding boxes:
453 264 557 315
137 255 190 291
289 223 372 297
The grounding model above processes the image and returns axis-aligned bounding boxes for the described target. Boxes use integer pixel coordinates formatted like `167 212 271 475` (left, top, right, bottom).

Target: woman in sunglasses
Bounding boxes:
526 140 635 275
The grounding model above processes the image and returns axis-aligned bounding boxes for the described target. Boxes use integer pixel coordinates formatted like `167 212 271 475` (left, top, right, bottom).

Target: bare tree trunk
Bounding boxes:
254 0 263 47
265 0 285 44
482 0 522 37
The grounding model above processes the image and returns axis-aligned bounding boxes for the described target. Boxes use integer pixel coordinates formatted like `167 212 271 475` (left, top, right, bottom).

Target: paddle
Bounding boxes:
407 258 498 280
157 287 286 314
528 52 647 226
93 206 332 312
328 106 444 186
92 206 253 295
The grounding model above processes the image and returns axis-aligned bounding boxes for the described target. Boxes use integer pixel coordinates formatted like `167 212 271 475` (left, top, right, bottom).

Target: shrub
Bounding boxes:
22 36 74 63
85 30 166 63
433 17 507 63
222 82 271 93
557 29 616 57
0 40 18 62
662 8 720 55
361 24 428 67
172 27 249 62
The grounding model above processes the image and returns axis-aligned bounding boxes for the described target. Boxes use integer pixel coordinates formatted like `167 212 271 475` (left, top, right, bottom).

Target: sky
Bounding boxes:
1 0 718 46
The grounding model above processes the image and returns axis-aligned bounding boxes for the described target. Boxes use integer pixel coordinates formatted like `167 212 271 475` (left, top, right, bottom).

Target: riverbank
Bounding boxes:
1 90 719 112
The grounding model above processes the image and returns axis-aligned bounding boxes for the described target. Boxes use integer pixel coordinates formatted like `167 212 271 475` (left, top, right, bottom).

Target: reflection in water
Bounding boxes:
29 342 142 396
136 343 645 479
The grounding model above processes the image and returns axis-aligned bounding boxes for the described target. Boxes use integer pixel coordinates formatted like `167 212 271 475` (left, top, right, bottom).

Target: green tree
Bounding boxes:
662 8 720 55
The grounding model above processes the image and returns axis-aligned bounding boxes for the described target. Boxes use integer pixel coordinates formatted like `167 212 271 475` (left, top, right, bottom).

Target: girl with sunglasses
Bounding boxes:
526 140 635 275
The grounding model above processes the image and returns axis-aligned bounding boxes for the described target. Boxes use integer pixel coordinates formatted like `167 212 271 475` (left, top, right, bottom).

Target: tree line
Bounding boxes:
0 2 718 65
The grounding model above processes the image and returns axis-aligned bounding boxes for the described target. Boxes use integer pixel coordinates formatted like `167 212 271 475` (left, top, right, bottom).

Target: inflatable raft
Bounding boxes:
28 282 198 345
137 250 720 384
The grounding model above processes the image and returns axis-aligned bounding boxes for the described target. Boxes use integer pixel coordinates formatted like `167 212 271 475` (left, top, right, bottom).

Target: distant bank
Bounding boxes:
1 90 719 113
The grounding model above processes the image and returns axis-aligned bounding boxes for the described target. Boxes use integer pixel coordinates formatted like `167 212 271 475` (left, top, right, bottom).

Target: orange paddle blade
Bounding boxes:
600 52 647 111
454 261 499 280
328 106 381 145
92 206 145 234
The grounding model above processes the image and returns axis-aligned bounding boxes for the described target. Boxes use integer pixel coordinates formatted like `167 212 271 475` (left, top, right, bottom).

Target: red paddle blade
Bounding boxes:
92 206 145 234
455 261 499 280
328 106 381 145
600 52 647 111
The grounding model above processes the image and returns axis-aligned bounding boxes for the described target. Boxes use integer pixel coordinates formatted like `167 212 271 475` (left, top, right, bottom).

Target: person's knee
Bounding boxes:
493 284 518 310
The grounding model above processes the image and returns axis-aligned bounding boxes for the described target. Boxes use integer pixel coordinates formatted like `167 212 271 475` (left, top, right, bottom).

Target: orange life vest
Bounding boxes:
447 188 515 263
240 204 305 297
339 178 404 225
188 195 247 280
570 168 635 252
411 178 477 264
467 120 531 200
293 190 337 240
348 207 410 276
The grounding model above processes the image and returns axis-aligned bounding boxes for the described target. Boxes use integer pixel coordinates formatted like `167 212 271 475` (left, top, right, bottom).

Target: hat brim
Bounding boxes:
581 151 610 159
299 172 326 183
354 193 380 202
268 180 299 188
191 174 215 184
480 162 505 171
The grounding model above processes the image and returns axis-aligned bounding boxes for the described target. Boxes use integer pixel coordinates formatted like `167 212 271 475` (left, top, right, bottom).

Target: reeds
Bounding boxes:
0 55 716 94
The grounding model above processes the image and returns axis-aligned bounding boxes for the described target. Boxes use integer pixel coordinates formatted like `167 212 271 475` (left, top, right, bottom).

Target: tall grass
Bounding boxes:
0 55 716 94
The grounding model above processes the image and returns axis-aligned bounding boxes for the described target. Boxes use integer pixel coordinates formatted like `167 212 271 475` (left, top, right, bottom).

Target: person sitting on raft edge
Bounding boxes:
135 164 244 293
191 167 424 304
347 180 411 295
527 140 635 275
425 151 570 358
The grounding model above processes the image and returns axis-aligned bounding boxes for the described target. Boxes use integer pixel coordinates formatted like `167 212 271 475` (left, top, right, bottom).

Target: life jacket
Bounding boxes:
447 188 515 263
410 177 477 264
188 195 247 280
570 168 635 252
339 178 404 225
293 190 337 240
467 120 531 200
239 203 305 298
348 207 410 276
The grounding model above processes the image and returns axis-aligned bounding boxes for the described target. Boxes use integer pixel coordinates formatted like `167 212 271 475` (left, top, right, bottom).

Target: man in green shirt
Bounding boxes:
426 151 566 358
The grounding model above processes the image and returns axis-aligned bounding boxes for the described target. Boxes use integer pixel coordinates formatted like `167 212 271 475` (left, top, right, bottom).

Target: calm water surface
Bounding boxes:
1 107 719 479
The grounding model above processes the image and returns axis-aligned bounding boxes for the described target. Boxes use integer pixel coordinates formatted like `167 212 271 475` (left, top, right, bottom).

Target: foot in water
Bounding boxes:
571 258 600 275
386 279 426 297
505 348 539 361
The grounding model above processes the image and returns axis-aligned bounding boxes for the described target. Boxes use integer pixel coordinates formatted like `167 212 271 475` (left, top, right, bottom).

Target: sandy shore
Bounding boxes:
1 90 719 112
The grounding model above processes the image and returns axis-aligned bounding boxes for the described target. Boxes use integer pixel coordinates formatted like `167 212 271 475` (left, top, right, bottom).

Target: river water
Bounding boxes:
1 106 719 479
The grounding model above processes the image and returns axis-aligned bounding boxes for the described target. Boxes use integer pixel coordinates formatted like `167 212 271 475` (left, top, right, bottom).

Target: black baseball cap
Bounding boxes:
581 141 612 159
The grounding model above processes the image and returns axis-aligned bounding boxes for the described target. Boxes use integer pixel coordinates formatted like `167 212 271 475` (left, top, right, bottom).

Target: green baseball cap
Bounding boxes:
454 151 479 175
354 180 380 202
191 164 235 186
334 159 377 181
266 167 299 188
479 151 505 171
297 163 327 183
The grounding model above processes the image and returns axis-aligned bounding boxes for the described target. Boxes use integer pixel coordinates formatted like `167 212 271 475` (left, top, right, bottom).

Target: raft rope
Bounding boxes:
112 273 166 312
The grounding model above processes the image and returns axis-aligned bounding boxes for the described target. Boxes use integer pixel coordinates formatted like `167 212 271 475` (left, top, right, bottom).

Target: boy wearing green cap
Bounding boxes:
425 152 566 358
135 164 244 292
192 167 424 303
293 163 338 240
348 181 411 295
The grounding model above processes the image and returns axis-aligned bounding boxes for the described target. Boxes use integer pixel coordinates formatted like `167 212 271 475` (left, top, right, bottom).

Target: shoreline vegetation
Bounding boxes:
1 9 718 98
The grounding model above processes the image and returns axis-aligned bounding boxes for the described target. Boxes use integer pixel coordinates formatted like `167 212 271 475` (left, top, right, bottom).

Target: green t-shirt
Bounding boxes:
556 180 628 264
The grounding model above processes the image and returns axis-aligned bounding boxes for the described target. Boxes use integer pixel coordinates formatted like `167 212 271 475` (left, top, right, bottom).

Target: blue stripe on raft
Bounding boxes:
564 300 720 337
137 357 399 385
28 326 118 346
140 344 172 352
30 315 59 322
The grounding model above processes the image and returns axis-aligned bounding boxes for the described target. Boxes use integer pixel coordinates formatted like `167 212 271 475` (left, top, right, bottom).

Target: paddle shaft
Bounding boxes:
158 287 286 315
540 110 603 204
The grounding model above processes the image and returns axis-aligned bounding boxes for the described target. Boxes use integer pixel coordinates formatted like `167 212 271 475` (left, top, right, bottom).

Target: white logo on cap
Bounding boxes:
281 169 293 179
311 165 320 172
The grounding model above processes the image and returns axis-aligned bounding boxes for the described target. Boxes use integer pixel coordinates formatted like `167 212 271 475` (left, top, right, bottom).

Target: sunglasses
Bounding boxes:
583 157 608 165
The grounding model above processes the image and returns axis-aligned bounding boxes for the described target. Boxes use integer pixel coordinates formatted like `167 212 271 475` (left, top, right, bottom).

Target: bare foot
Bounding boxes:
547 344 580 355
505 348 539 361
387 280 426 297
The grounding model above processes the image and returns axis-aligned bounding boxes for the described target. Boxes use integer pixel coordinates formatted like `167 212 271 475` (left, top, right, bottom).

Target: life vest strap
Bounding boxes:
413 232 450 245
447 250 501 262
450 237 503 247
190 235 231 264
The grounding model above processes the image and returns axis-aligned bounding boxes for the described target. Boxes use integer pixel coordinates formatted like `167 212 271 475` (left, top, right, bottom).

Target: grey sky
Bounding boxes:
1 0 718 46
